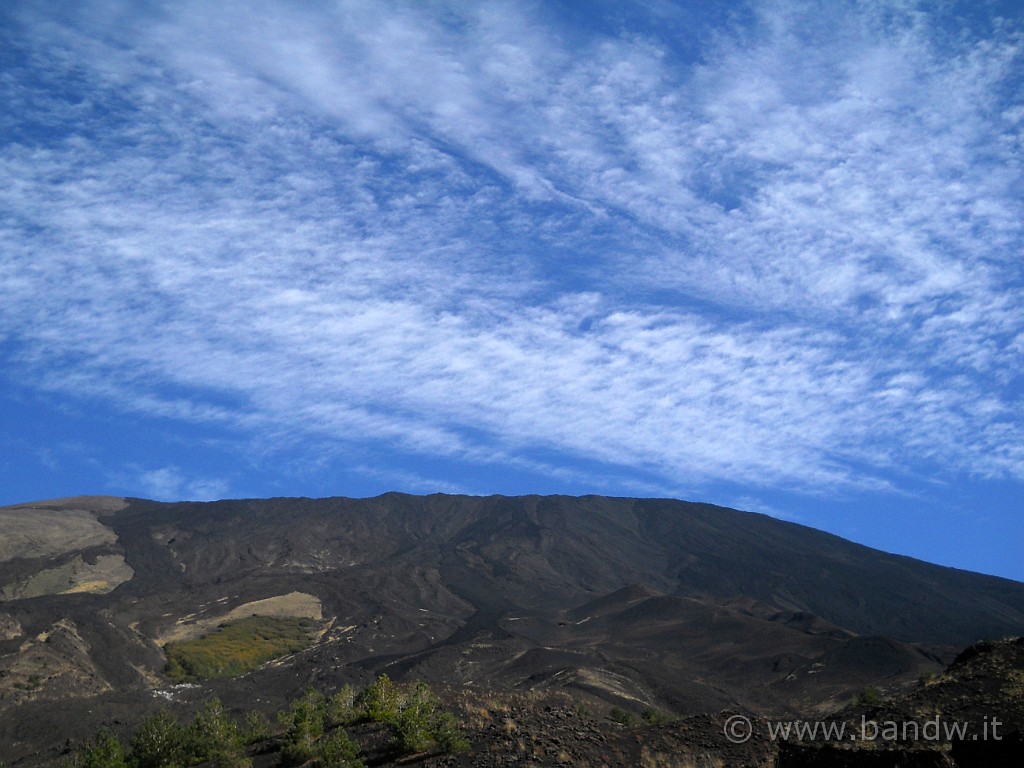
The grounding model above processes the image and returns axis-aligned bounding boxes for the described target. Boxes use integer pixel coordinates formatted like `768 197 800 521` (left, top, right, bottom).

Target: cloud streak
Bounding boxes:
1 0 1022 502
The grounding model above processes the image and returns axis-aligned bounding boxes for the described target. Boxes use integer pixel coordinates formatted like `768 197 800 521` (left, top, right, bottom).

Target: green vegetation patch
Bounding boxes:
71 678 468 768
165 615 316 681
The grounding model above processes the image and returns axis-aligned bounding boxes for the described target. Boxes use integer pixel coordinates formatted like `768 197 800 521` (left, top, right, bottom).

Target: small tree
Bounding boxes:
279 689 327 766
188 698 249 768
389 683 436 753
384 682 468 755
242 710 272 744
326 684 359 726
72 729 128 768
428 710 469 754
130 709 189 768
317 728 365 768
357 675 403 723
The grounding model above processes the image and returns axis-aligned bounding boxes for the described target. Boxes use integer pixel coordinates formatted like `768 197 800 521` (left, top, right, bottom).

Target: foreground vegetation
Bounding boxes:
608 705 677 727
164 616 316 681
70 676 467 768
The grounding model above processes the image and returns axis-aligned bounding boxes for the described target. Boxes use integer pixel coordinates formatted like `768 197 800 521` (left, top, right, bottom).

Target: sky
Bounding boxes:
1 1 1022 581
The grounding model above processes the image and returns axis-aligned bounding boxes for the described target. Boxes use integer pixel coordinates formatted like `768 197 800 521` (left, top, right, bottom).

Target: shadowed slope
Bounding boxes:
1 493 1022 767
104 493 1024 645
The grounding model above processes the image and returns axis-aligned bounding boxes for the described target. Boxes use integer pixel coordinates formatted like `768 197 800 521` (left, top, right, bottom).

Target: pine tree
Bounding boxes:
72 729 128 768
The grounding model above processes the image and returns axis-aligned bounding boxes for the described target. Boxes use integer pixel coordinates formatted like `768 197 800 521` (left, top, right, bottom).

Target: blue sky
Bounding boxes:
2 1 1022 581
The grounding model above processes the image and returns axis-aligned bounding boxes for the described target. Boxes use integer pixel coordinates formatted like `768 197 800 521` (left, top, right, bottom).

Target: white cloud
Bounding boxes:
1 0 1022 499
127 466 229 502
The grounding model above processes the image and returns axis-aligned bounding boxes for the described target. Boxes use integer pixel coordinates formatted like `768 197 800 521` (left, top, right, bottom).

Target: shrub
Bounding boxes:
273 686 375 764
427 710 469 754
609 707 639 726
73 679 467 768
279 739 316 767
326 684 359 727
317 729 365 768
641 707 675 725
369 680 468 755
356 674 403 723
130 709 190 768
854 687 883 707
71 729 128 768
242 710 272 744
187 699 249 768
388 683 437 753
279 688 327 766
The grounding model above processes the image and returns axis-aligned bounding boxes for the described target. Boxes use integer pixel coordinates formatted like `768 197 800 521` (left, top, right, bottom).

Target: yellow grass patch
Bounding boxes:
157 591 323 645
1 555 134 600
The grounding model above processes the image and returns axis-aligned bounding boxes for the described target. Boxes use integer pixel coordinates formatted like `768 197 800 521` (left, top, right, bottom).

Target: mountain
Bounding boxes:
1 493 1022 766
776 635 1024 767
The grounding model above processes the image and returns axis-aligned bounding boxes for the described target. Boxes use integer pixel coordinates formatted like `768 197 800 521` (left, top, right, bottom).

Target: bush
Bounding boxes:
188 699 249 768
242 710 272 744
641 707 675 725
427 710 470 754
279 739 316 767
72 678 466 768
367 680 468 755
388 683 437 753
609 707 639 726
317 729 365 768
356 674 403 723
854 687 883 707
130 709 190 768
71 729 128 768
326 684 359 727
279 689 327 766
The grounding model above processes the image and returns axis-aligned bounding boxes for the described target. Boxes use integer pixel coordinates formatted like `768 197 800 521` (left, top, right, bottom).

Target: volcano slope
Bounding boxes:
0 493 1022 766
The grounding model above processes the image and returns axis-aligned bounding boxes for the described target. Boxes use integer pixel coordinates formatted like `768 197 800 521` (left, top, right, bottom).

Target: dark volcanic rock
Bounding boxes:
1 493 1023 766
778 636 1024 768
777 742 950 767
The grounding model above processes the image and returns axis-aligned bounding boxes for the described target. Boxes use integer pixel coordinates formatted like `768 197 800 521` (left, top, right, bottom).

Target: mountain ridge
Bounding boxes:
1 492 1022 766
101 492 1024 642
